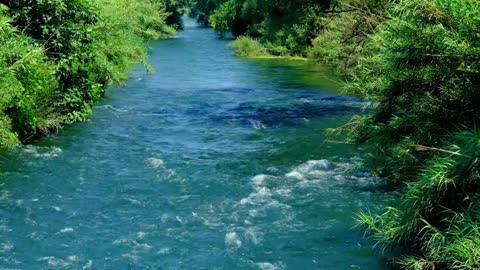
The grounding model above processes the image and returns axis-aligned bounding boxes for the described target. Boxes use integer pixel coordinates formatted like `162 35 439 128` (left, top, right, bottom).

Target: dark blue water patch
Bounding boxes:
213 98 363 129
319 95 363 103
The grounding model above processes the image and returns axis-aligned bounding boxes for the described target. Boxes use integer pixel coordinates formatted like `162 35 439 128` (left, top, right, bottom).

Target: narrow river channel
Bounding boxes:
0 18 394 269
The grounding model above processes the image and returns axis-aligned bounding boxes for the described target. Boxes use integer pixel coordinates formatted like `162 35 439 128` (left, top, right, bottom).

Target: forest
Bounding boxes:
1 0 479 269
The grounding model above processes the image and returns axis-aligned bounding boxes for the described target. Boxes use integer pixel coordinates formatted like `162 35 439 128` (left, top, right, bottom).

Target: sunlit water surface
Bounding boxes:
0 18 394 269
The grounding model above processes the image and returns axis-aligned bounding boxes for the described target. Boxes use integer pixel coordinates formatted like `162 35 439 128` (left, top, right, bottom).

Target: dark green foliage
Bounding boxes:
188 0 221 25
3 0 98 128
308 0 393 76
3 0 98 59
192 0 332 55
0 0 177 148
164 0 185 29
345 0 480 182
358 129 480 269
256 0 331 54
0 8 57 147
228 36 266 57
325 0 480 269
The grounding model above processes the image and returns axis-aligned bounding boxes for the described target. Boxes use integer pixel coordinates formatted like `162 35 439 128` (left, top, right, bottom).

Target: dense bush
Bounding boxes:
188 0 221 25
5 0 105 125
344 0 480 183
164 0 186 29
0 0 176 148
308 0 393 76
0 9 57 149
331 0 480 268
228 36 266 57
358 130 480 269
192 0 332 55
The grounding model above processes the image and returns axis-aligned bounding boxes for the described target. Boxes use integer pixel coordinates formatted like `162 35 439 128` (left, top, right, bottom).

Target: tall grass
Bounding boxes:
358 129 480 269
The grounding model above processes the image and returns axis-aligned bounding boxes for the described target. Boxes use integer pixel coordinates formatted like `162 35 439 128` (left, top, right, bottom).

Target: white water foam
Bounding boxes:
60 228 75 233
249 119 267 130
241 174 274 205
67 255 80 262
230 158 382 254
95 105 129 113
137 232 147 239
157 247 171 255
23 145 63 159
0 219 12 233
252 174 270 186
0 242 14 253
285 160 332 180
286 159 383 191
121 253 139 262
244 228 262 245
256 262 284 270
37 256 71 268
114 236 153 255
298 98 314 104
83 260 93 269
225 232 242 248
145 157 165 168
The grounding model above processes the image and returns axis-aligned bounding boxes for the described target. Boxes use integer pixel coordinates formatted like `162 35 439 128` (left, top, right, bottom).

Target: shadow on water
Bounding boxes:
215 95 363 129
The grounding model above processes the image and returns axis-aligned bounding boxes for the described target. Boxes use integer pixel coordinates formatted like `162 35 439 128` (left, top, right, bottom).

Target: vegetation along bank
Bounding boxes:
189 0 480 269
0 0 184 150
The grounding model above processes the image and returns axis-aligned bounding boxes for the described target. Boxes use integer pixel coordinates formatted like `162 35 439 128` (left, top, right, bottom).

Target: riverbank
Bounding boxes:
0 1 176 151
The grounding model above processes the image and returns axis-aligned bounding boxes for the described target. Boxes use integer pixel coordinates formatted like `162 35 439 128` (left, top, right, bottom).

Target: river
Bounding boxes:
0 18 394 269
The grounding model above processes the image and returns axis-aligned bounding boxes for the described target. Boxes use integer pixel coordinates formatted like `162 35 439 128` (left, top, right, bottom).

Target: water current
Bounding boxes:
0 18 394 269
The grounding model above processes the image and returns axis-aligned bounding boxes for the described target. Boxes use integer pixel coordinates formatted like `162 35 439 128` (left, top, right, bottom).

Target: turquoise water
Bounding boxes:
0 19 394 269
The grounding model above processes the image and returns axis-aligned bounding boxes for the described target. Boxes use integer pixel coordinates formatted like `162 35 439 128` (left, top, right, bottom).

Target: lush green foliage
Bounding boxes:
228 36 266 57
164 0 186 29
326 0 480 269
0 10 57 148
0 0 176 149
191 0 331 55
308 0 393 76
358 129 480 269
344 0 480 183
187 0 224 25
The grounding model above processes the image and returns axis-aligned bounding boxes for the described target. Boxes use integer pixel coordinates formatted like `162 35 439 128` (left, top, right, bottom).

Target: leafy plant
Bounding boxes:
229 36 267 57
0 0 177 147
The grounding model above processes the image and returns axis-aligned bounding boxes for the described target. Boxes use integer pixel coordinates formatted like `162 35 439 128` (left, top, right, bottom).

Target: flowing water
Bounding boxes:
0 19 394 269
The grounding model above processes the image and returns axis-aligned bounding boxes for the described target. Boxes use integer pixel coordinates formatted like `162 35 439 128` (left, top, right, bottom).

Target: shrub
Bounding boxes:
0 0 176 148
0 8 57 147
344 0 480 182
308 0 393 76
358 129 480 269
339 0 480 268
203 0 332 55
229 36 267 57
